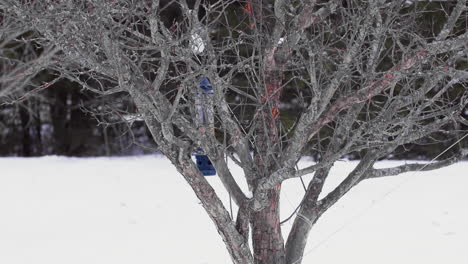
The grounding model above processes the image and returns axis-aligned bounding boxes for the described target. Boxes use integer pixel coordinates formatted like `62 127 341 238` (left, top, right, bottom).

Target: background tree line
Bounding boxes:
0 73 154 157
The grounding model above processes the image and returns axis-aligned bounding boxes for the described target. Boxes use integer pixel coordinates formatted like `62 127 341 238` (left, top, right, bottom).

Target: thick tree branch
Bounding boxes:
317 152 379 214
284 167 331 264
212 77 257 189
436 0 466 41
212 154 249 206
174 151 254 264
235 200 250 244
367 148 468 179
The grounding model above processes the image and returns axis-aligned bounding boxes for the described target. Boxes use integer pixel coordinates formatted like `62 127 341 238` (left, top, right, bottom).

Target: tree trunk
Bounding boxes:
252 187 285 264
284 204 319 264
33 99 43 155
49 86 70 155
250 66 285 263
284 167 331 264
19 103 32 157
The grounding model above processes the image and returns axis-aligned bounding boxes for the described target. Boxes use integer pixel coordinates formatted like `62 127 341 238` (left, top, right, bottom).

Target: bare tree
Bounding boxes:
0 9 60 101
1 0 467 263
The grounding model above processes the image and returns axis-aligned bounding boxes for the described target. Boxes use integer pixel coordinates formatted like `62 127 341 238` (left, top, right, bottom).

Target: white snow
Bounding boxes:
0 156 467 264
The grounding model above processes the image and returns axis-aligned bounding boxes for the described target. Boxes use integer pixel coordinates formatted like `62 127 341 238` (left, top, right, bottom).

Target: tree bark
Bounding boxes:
284 167 330 264
252 187 285 264
249 51 286 261
284 205 319 264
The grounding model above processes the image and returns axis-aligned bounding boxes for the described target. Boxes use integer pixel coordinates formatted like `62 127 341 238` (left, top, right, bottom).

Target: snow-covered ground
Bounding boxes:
0 155 466 264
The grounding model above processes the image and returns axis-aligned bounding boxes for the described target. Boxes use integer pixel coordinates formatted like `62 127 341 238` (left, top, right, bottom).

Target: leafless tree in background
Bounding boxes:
1 0 467 263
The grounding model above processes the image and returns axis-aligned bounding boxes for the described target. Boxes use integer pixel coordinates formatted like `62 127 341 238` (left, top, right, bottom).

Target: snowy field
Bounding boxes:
0 155 466 264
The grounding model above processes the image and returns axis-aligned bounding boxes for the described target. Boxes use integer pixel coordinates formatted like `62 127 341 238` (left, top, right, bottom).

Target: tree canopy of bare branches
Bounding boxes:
1 0 467 263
